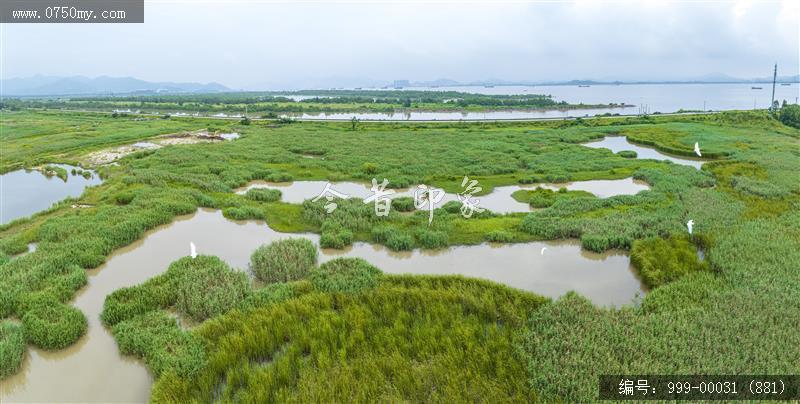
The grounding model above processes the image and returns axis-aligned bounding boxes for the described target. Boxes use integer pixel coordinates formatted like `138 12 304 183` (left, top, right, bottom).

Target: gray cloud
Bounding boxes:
2 1 798 89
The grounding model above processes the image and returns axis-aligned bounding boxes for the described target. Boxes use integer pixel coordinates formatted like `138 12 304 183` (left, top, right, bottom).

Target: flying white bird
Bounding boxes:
190 242 197 259
693 142 702 157
541 247 547 255
686 220 694 235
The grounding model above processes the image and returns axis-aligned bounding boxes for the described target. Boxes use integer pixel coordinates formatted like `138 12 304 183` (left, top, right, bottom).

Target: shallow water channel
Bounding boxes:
236 178 650 214
583 136 706 168
0 208 644 402
0 165 101 225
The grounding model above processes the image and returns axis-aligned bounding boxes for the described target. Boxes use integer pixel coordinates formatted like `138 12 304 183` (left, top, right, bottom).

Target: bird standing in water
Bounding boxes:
190 242 197 259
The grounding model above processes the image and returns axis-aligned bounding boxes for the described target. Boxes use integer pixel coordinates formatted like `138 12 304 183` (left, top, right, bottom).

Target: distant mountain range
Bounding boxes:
3 73 798 96
2 75 230 96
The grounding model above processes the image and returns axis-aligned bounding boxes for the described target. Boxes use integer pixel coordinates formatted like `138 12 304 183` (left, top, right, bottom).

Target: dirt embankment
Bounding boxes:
83 129 240 165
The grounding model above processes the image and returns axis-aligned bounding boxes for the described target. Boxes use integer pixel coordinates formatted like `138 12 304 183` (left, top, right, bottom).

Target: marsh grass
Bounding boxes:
245 188 282 202
150 275 547 402
512 187 595 208
175 256 251 322
310 257 382 294
112 311 206 377
249 239 317 283
0 322 25 378
1 109 799 397
630 235 709 288
22 302 87 350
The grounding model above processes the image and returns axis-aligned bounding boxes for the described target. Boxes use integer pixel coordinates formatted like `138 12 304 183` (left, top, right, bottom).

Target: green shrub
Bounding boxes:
779 104 800 128
310 258 382 293
441 200 463 214
114 191 135 205
101 273 177 326
415 229 448 249
617 150 638 158
530 194 553 208
245 188 281 203
223 206 265 220
391 196 415 212
630 235 709 288
250 238 317 283
362 162 378 174
112 311 206 377
580 233 631 252
265 172 293 182
486 230 514 243
22 302 87 350
43 165 68 181
385 232 414 251
320 229 353 249
319 222 354 249
0 322 25 379
238 282 296 310
370 225 395 244
175 256 251 321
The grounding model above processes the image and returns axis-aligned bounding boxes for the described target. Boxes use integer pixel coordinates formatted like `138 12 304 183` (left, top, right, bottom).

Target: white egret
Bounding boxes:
540 247 547 255
686 219 694 235
694 142 702 157
190 242 197 259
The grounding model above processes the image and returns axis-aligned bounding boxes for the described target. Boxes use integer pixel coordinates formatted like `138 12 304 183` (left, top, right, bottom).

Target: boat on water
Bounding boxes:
578 85 590 87
780 83 791 86
751 86 763 89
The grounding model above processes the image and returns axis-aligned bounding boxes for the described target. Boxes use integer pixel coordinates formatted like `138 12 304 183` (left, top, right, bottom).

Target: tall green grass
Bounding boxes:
249 238 317 283
1 108 798 400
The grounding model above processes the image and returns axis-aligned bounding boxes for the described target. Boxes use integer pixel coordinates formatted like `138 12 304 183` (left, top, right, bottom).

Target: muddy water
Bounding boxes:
0 208 644 402
0 209 315 403
583 136 706 168
236 178 649 214
1 165 102 224
324 240 642 306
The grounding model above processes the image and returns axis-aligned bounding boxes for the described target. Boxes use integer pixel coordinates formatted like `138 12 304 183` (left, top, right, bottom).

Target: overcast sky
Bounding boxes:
2 0 798 89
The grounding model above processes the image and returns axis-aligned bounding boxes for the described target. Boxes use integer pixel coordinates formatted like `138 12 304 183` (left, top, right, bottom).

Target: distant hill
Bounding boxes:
2 75 230 96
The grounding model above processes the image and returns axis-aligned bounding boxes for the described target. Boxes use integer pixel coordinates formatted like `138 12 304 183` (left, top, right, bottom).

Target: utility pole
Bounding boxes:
770 63 777 113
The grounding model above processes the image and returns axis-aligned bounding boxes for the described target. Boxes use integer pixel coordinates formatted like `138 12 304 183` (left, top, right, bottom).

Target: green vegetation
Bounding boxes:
310 257 382 293
779 104 800 128
42 165 68 181
112 311 207 377
249 238 318 283
22 303 87 350
1 108 798 402
151 275 547 402
0 322 25 379
3 89 624 117
175 256 251 322
391 196 415 212
630 235 709 288
512 186 595 208
617 150 637 158
245 187 281 202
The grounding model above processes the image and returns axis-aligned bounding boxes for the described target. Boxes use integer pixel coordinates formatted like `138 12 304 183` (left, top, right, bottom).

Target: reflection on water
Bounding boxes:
325 83 800 115
0 208 644 402
290 106 633 121
1 165 102 224
323 240 643 306
236 178 650 213
583 136 706 168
